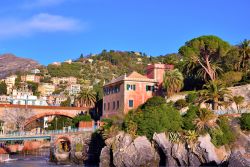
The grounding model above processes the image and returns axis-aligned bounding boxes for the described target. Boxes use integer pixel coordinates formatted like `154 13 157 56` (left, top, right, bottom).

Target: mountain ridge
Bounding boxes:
0 53 40 79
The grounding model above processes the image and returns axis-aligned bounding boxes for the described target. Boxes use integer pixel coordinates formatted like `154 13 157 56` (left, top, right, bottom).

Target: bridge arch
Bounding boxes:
24 111 78 127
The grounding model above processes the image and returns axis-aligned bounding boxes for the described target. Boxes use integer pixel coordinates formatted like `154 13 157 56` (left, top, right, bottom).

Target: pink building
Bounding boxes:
103 64 174 116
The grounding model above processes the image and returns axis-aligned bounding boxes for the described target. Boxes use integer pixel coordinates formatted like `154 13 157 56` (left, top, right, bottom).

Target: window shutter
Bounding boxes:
127 84 129 90
133 85 136 90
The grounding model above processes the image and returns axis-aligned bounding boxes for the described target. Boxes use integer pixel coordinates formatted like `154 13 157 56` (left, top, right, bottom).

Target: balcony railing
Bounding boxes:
0 127 94 138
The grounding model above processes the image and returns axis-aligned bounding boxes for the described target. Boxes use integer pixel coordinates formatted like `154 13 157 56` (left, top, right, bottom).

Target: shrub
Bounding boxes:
186 92 198 104
124 97 182 140
72 114 92 127
221 71 243 86
240 113 250 130
140 96 166 109
101 118 113 129
75 143 83 152
182 105 198 130
174 99 188 110
210 116 235 146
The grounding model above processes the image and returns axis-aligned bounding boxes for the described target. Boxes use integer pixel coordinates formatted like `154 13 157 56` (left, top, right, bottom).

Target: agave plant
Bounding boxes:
168 132 181 143
185 130 198 151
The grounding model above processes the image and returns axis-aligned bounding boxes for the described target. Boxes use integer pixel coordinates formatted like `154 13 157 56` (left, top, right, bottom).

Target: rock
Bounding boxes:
172 142 188 166
101 131 159 167
188 153 202 167
55 152 70 162
227 152 250 167
153 132 178 166
198 134 230 164
100 146 112 167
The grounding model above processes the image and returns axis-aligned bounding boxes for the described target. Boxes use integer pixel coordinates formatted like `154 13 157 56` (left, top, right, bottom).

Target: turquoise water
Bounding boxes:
0 155 81 167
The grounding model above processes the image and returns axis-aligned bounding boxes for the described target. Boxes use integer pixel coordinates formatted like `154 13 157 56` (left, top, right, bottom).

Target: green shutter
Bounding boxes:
127 84 129 90
133 85 136 90
146 85 148 91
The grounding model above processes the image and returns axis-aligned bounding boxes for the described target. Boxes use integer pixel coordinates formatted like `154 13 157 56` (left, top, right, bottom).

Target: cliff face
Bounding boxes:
100 131 250 167
0 54 39 79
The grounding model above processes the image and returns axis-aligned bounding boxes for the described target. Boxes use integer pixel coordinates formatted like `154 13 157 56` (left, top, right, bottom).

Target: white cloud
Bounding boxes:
22 0 66 9
0 13 82 38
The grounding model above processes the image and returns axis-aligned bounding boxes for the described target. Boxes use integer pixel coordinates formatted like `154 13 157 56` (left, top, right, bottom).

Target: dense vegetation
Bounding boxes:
240 113 250 130
124 96 182 139
38 36 249 98
0 82 7 95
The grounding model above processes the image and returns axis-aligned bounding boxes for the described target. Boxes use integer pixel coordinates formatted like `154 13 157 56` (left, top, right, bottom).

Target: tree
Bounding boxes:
2 108 34 132
179 35 231 81
194 108 217 134
222 47 242 72
199 80 232 110
238 39 250 72
163 69 184 97
0 82 7 95
233 96 245 113
76 89 96 107
60 97 71 107
27 81 39 96
221 71 243 86
48 116 72 130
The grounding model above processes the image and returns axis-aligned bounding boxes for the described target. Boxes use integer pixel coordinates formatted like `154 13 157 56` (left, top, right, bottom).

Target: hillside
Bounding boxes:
0 54 40 79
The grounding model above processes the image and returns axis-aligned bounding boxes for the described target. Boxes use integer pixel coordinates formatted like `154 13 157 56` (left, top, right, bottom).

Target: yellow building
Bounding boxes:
38 83 55 96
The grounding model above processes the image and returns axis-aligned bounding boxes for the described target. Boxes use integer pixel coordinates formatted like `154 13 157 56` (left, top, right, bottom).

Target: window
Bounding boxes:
146 85 155 92
127 84 136 91
104 103 106 111
129 100 134 108
113 101 115 110
108 103 110 110
117 101 119 109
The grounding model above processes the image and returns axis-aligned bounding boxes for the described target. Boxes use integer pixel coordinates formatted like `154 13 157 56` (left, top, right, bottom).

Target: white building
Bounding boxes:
64 59 72 64
30 69 41 74
10 89 48 106
66 84 81 95
0 95 10 104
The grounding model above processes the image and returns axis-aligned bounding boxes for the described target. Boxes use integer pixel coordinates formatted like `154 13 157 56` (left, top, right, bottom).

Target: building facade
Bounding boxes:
4 75 17 95
21 74 41 83
38 83 55 96
51 77 77 85
10 89 48 106
66 84 81 95
47 94 68 106
102 64 174 116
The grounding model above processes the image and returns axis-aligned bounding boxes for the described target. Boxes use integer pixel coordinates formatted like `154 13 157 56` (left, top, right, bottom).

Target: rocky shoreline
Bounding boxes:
99 131 250 167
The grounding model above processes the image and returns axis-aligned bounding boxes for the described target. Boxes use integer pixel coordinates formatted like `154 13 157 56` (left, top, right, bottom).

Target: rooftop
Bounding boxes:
104 71 156 86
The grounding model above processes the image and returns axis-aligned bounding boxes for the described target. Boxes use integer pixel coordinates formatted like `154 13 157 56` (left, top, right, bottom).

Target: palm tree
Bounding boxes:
238 39 250 72
233 96 245 113
199 80 232 110
163 69 184 97
76 88 96 107
194 108 218 134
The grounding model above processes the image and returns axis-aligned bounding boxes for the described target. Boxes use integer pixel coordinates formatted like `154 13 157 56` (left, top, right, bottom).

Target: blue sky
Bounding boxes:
0 0 249 65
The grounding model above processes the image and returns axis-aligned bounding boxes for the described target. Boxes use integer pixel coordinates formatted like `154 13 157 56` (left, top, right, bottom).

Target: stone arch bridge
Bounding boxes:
0 104 91 127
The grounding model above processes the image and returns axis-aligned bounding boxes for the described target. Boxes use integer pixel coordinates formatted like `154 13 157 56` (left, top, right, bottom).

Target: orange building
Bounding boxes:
103 64 174 116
